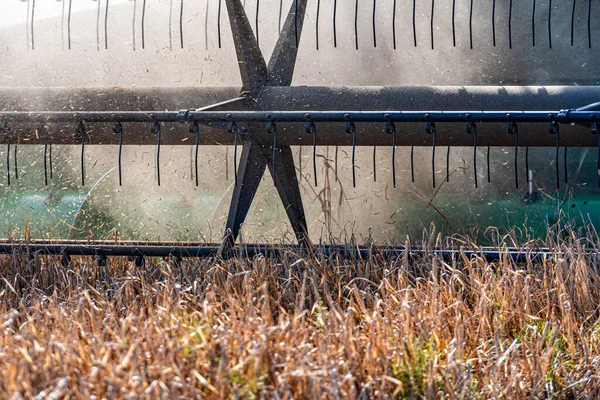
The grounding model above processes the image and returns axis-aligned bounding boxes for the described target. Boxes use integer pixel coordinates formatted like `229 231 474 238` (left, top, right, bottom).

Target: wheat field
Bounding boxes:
1 227 600 399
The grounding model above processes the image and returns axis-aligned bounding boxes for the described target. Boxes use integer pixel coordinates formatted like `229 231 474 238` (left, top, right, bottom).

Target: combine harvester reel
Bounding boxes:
0 0 599 260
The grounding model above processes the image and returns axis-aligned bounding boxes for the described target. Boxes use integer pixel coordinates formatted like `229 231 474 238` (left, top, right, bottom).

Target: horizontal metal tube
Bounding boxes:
0 85 598 146
0 109 596 123
0 240 587 262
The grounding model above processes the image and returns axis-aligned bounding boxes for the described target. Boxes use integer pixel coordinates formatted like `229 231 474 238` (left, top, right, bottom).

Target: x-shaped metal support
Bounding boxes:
223 0 310 246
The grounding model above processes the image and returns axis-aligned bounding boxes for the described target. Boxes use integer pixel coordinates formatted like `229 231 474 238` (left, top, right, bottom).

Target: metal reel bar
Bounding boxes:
0 240 589 263
1 108 600 149
3 109 600 124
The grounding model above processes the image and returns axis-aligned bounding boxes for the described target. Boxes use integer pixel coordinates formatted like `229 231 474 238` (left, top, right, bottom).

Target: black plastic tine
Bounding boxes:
189 121 200 187
532 0 537 46
446 146 450 183
408 146 414 183
467 122 477 188
525 146 529 181
77 121 86 186
132 0 137 51
141 0 147 49
549 122 559 189
385 122 396 188
67 0 73 49
452 0 456 46
316 0 320 49
593 123 600 187
295 0 299 47
469 0 474 49
105 0 109 50
49 143 53 180
508 0 513 49
3 127 8 186
412 0 417 47
571 0 576 46
426 122 436 188
14 138 18 180
492 0 496 46
564 146 568 184
333 0 337 47
487 146 491 183
217 0 222 48
346 122 357 188
392 0 397 49
43 126 48 186
354 0 359 50
151 122 161 186
267 122 277 185
113 121 123 186
305 122 318 186
228 122 238 186
256 0 260 47
588 0 592 48
430 0 434 50
548 0 553 49
508 122 518 189
373 146 377 182
372 0 377 48
180 0 184 48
